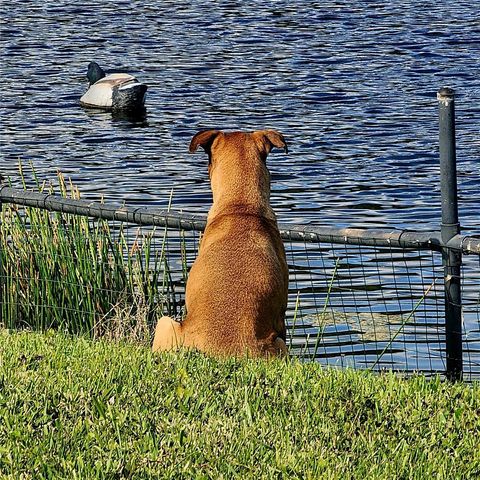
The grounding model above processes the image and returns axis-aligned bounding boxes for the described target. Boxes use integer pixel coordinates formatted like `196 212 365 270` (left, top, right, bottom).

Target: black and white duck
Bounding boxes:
80 61 147 111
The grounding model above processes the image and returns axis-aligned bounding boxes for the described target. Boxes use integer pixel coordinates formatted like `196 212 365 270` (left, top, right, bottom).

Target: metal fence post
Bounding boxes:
0 180 3 327
437 87 462 381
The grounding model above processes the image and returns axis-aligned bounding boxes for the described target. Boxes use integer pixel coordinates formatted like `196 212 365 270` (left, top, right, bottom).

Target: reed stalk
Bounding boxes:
0 164 176 342
369 279 436 371
310 257 340 360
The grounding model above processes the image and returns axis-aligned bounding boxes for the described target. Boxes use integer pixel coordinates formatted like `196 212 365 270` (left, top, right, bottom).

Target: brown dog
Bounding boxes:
152 130 289 357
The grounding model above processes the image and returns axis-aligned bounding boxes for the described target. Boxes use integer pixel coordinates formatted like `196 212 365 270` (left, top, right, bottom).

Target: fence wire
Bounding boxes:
1 196 479 381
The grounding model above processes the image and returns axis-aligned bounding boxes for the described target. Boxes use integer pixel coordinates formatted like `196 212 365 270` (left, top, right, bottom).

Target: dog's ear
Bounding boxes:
256 130 288 154
189 130 221 154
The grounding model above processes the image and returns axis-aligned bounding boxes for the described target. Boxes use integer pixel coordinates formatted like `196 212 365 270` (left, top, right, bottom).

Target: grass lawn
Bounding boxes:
1 330 479 479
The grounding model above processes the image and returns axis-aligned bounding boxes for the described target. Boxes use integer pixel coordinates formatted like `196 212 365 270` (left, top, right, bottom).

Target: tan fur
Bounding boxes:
152 130 289 357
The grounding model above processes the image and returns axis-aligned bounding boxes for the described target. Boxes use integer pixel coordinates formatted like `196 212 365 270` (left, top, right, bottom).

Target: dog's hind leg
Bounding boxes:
274 337 289 357
152 316 184 352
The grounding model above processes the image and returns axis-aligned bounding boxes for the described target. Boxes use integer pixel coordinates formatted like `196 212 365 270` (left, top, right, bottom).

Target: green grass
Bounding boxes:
1 330 479 479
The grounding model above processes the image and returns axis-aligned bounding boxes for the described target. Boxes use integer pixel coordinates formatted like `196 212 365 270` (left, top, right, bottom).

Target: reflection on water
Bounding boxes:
312 311 402 343
84 108 149 126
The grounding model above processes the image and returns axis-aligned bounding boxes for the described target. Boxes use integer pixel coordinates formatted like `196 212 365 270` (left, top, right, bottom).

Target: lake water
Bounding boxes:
1 1 479 233
1 1 479 376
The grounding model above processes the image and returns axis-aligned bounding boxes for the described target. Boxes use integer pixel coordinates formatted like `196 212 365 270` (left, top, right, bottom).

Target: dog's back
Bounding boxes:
182 208 288 355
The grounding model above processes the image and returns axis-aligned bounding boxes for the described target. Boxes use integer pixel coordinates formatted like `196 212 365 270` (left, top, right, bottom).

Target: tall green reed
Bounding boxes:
310 257 340 359
0 165 176 342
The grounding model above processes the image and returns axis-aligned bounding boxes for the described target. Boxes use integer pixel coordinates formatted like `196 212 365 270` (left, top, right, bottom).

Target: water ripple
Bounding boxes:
0 0 479 234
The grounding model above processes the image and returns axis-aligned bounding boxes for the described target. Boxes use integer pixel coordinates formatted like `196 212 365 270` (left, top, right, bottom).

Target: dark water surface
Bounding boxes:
1 1 479 233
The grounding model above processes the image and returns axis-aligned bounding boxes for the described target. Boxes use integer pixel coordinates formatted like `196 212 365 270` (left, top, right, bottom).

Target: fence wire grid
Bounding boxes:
1 190 479 381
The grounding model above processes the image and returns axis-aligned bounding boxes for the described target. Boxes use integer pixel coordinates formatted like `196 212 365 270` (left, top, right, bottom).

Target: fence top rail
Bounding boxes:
1 186 479 254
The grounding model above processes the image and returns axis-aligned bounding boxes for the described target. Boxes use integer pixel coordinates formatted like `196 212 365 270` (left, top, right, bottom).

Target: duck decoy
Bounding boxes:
80 61 147 112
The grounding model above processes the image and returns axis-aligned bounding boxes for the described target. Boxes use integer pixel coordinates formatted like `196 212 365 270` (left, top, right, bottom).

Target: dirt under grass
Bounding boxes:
1 329 479 479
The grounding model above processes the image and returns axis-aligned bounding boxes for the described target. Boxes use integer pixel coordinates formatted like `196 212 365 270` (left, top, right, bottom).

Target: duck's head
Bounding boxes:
86 62 106 86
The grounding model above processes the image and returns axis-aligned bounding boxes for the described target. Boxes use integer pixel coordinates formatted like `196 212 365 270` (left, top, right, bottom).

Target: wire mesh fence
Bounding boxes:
1 187 479 381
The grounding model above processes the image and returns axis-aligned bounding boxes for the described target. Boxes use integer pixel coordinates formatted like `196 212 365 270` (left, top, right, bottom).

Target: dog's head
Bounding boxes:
189 130 288 167
189 130 288 203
